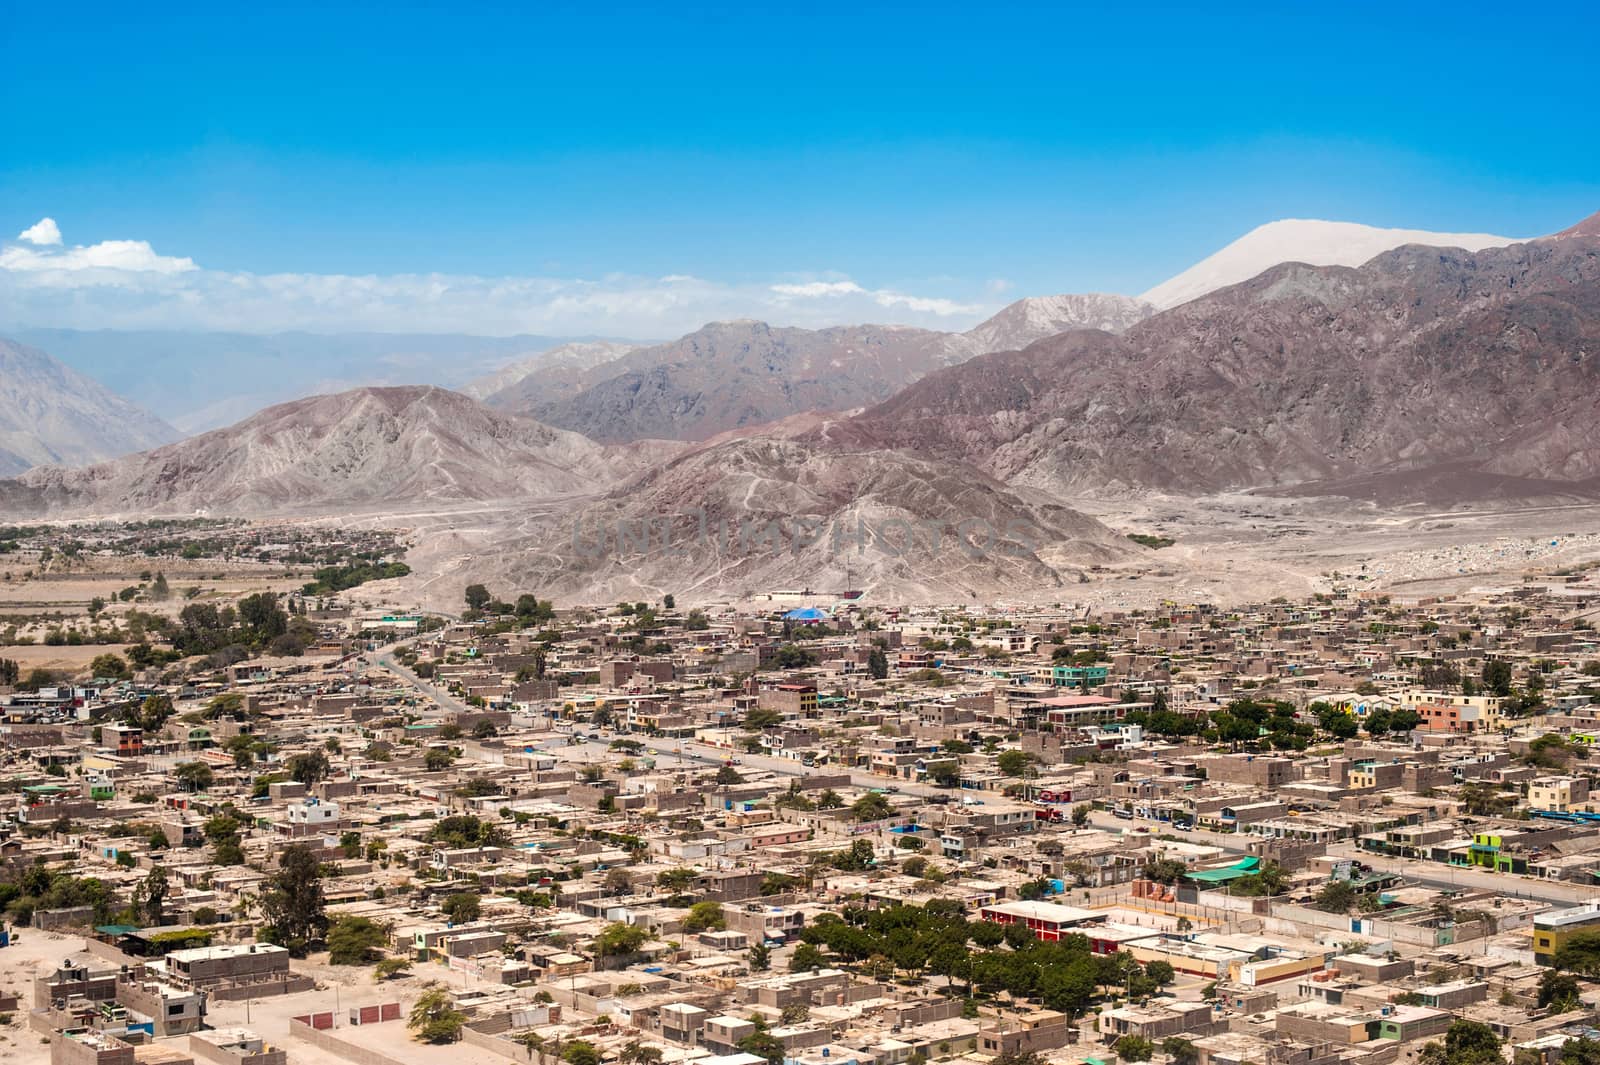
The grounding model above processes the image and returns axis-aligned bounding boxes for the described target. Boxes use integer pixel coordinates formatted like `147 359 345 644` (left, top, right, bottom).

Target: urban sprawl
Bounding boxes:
5 538 1600 1065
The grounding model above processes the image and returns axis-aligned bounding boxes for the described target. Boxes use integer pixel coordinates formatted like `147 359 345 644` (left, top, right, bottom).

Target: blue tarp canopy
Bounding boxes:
783 607 829 621
1185 856 1262 884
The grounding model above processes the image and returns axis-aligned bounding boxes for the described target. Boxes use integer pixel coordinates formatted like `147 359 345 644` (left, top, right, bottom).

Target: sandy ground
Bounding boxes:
10 492 1600 626
199 953 516 1065
327 492 1600 615
0 643 137 674
0 929 81 1065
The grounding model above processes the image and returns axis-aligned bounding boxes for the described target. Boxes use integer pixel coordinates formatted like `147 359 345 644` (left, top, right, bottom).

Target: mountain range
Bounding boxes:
479 293 1155 443
0 386 662 516
1137 218 1521 310
0 339 179 477
0 216 1523 477
3 210 1596 601
7 329 601 433
829 219 1600 501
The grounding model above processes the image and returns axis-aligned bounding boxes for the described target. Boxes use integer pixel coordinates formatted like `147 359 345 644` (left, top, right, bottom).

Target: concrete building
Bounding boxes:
1533 903 1600 966
977 900 1103 941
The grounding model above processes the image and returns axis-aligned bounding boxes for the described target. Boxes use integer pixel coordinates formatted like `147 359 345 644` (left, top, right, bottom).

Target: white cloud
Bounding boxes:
769 278 981 317
0 237 196 275
770 281 867 298
17 217 62 246
0 221 1000 336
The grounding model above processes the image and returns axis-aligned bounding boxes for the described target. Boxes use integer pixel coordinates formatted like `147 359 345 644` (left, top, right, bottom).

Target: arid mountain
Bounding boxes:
1139 219 1519 310
11 328 592 433
489 294 1152 443
0 386 659 517
0 338 180 476
504 436 1133 602
960 293 1153 351
500 319 971 443
462 340 640 400
831 218 1600 502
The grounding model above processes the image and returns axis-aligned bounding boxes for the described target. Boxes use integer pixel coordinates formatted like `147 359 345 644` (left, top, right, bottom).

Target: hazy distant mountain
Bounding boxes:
833 213 1600 502
1139 219 1519 310
465 340 641 400
10 329 600 432
0 338 180 476
493 294 1153 443
0 385 658 516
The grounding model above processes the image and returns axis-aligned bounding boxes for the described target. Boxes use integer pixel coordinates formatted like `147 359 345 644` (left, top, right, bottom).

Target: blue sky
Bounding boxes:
3 1 1597 336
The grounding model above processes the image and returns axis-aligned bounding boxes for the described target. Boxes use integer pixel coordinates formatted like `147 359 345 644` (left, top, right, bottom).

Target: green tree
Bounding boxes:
260 843 329 955
1142 858 1189 885
831 838 875 870
595 922 649 956
328 916 389 964
1070 804 1090 827
1537 969 1582 1012
424 747 455 771
1482 659 1514 697
850 792 895 822
684 901 726 933
1115 1036 1154 1062
463 584 492 611
205 814 245 866
748 942 771 971
134 694 175 733
286 750 330 785
997 750 1031 778
138 864 169 925
867 648 889 680
442 892 481 923
1555 1038 1600 1065
1458 782 1517 818
1163 1038 1198 1065
743 706 783 730
563 1043 601 1065
791 943 826 971
174 761 214 792
737 1018 785 1065
1554 929 1600 977
1429 1020 1503 1065
1231 861 1291 897
374 957 412 981
409 984 466 1043
1314 880 1358 913
90 653 129 680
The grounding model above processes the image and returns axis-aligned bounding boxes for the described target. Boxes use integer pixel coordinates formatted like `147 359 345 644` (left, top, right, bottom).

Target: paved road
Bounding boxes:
362 638 477 717
1325 843 1600 906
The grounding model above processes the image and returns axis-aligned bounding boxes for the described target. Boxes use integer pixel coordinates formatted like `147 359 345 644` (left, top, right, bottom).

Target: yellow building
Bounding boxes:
1533 903 1600 966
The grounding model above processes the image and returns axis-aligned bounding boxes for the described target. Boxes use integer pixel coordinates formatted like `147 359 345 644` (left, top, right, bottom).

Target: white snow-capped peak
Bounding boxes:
1139 218 1522 311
